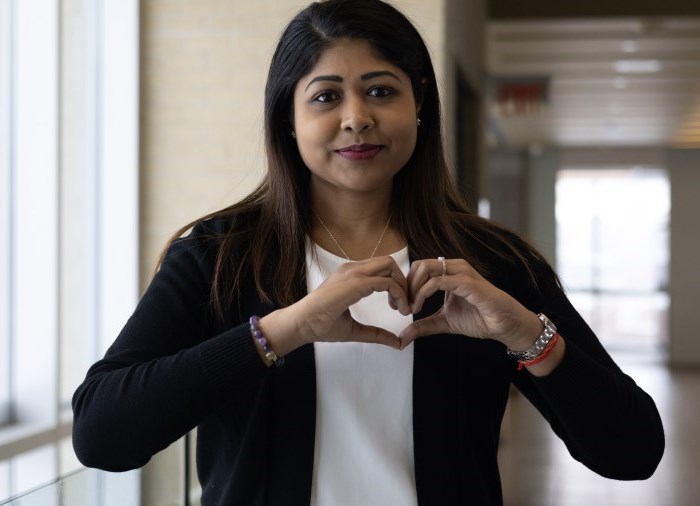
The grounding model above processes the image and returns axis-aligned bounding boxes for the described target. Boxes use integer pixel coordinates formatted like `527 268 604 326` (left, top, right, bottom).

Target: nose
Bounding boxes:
340 97 375 132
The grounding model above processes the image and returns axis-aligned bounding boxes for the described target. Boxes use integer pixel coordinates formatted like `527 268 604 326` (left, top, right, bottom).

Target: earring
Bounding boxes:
291 131 296 139
417 118 422 126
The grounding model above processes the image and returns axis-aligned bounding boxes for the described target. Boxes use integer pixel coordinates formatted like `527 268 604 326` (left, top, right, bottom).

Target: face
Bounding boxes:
292 39 419 199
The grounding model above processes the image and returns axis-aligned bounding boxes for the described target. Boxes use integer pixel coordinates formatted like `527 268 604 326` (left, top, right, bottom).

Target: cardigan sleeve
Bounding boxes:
71 221 268 472
510 256 665 480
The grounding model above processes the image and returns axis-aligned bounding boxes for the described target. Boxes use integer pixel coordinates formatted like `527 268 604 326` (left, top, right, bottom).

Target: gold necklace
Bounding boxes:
313 210 392 260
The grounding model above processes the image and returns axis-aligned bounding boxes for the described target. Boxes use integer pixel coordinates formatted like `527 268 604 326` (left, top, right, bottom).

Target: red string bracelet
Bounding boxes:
517 332 560 370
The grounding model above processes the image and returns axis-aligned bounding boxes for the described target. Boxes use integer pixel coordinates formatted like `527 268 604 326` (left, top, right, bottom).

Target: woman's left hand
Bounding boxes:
398 257 542 351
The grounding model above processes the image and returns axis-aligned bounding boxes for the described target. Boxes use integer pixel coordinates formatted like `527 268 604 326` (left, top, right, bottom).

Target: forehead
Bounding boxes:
303 38 404 79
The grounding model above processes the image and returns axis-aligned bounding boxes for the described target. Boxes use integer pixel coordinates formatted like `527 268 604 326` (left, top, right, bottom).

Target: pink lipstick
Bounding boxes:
335 144 383 161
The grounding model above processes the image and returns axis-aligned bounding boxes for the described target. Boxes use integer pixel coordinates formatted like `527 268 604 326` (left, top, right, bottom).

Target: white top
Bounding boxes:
306 239 417 506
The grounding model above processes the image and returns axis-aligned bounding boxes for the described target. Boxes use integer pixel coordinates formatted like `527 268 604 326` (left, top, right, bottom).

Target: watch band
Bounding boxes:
506 313 557 362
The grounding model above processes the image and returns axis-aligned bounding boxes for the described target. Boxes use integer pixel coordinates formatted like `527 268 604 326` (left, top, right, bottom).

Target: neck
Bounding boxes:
310 190 403 260
314 193 390 225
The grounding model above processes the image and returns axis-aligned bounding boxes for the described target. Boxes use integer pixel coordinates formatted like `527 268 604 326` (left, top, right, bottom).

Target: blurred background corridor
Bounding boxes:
1 0 699 504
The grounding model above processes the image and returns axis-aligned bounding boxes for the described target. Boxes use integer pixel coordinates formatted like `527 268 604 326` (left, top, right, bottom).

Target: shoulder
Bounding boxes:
176 209 258 247
163 210 259 270
453 213 528 266
455 213 561 302
186 211 256 241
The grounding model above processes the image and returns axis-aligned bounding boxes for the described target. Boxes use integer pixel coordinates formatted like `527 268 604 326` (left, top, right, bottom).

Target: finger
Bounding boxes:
406 259 439 295
406 260 436 313
413 275 479 315
350 322 401 349
386 263 409 300
398 314 450 348
387 292 409 314
410 269 483 314
318 268 409 314
337 256 409 302
365 278 411 316
352 276 411 315
406 258 454 301
340 255 406 284
407 258 479 290
410 275 444 314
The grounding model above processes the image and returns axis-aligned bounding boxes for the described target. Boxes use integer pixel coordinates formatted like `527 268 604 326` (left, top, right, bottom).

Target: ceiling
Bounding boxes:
486 16 700 149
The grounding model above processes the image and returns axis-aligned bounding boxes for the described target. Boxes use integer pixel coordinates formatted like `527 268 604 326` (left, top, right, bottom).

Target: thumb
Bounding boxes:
398 314 450 349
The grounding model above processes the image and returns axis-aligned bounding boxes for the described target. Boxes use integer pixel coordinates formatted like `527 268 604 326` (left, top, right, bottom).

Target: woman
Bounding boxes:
72 0 665 504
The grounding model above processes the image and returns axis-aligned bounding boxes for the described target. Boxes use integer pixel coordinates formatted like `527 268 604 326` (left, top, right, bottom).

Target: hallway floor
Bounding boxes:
498 356 700 506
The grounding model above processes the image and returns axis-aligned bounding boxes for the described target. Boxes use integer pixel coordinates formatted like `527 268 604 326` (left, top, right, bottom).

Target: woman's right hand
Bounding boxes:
257 256 411 358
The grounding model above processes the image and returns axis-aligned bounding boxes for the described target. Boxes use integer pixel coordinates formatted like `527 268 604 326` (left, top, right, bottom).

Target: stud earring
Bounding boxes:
291 131 296 139
417 118 422 126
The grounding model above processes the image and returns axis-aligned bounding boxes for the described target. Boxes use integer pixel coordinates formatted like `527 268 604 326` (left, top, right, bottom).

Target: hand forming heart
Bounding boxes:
399 257 542 351
286 255 542 353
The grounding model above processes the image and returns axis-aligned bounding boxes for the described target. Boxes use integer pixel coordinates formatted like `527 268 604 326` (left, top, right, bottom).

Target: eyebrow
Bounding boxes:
304 70 402 91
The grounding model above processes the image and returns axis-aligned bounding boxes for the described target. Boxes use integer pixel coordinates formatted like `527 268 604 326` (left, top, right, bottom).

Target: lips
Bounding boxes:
335 144 383 161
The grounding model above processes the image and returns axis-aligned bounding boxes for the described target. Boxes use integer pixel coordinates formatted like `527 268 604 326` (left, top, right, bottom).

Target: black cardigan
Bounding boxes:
72 217 664 505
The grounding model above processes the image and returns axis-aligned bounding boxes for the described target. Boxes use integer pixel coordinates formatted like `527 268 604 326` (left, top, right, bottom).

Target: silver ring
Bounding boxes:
437 256 446 276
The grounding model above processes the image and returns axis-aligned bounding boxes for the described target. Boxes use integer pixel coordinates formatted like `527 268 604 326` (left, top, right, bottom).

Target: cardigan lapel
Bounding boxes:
266 342 317 505
412 291 464 504
254 283 317 505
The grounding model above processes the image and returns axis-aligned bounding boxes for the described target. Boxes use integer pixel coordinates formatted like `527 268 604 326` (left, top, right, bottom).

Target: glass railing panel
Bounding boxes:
0 467 140 506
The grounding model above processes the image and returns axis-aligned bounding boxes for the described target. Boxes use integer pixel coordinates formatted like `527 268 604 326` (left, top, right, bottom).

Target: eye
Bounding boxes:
368 86 395 98
312 90 340 104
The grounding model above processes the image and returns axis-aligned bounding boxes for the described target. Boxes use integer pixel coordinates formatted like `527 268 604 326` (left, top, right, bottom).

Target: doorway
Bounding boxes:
555 167 670 356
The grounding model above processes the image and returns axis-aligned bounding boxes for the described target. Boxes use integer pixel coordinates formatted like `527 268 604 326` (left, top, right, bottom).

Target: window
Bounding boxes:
0 1 12 426
0 0 138 500
0 0 14 430
556 167 670 354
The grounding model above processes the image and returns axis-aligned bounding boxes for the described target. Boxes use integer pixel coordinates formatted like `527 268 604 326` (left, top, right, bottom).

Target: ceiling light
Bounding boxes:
614 59 661 73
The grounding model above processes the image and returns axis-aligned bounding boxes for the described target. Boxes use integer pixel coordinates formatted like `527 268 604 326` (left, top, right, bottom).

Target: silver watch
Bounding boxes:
506 313 557 362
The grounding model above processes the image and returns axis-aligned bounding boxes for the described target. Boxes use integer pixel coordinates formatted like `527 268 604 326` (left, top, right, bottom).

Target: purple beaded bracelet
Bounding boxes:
249 315 285 367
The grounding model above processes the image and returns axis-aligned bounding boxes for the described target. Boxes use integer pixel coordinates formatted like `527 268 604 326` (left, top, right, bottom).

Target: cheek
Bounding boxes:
296 117 337 164
295 125 332 171
298 120 329 144
298 123 328 148
391 118 418 160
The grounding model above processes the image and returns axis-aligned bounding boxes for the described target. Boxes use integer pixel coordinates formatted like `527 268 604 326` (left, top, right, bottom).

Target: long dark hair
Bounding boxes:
163 0 554 317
